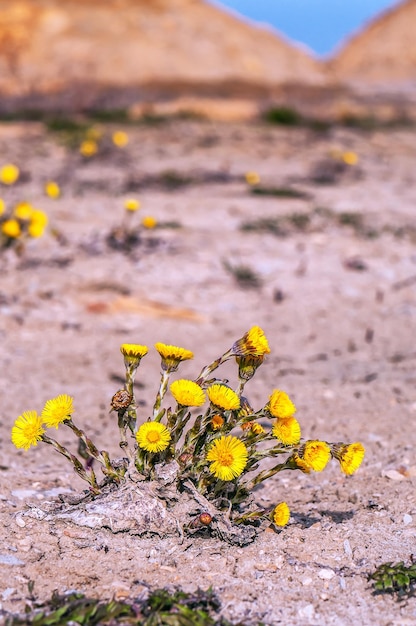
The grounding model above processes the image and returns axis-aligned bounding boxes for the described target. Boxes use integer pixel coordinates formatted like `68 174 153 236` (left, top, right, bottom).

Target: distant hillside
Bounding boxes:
0 0 326 112
329 0 416 89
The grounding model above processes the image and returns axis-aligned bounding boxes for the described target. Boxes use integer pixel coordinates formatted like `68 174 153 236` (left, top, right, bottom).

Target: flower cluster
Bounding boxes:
0 199 49 250
12 326 365 529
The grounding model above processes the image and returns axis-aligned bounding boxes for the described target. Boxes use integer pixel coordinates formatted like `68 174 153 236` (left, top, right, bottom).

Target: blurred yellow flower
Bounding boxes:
112 130 129 148
11 411 45 450
28 209 48 237
2 219 21 238
342 151 358 166
0 163 19 185
245 171 260 185
207 384 240 411
41 394 74 428
45 181 60 199
136 421 171 453
124 198 140 212
142 216 157 229
268 389 296 419
272 416 301 445
170 379 206 407
80 140 98 157
14 202 33 220
28 222 46 238
206 435 248 481
272 502 290 527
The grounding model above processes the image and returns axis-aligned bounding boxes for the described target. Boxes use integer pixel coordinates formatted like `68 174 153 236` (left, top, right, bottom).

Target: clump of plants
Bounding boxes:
369 560 416 598
0 199 48 252
12 327 365 545
105 198 158 254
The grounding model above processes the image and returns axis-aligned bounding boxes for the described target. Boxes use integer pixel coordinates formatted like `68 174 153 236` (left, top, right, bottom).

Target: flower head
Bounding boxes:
170 379 206 407
41 394 74 428
300 440 331 472
80 140 98 157
207 384 240 411
136 421 171 453
267 389 296 419
120 344 148 370
0 163 19 185
155 342 193 372
211 414 224 430
232 326 270 357
245 171 260 186
142 216 157 229
333 442 365 475
272 502 290 527
206 435 248 481
342 151 358 166
236 354 264 381
45 181 60 199
2 219 21 238
124 198 140 212
14 202 33 220
28 210 48 238
112 131 129 148
272 416 301 445
241 421 265 435
11 411 45 450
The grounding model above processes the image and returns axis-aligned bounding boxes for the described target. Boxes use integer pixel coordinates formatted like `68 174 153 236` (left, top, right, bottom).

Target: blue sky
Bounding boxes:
212 0 401 56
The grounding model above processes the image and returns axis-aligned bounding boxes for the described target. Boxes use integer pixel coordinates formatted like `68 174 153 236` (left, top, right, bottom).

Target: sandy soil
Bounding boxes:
0 119 416 625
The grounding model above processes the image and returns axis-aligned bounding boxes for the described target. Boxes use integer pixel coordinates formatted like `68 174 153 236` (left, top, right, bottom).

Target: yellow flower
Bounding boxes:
268 389 296 419
14 202 33 220
207 384 240 411
80 140 98 157
170 379 206 407
11 411 45 450
142 216 157 229
211 414 224 430
272 502 290 527
301 440 331 472
45 181 60 199
41 394 74 428
272 416 301 445
334 442 365 475
28 222 46 238
112 131 129 148
120 343 148 370
245 171 260 186
241 421 265 435
342 151 358 166
0 163 19 185
30 209 48 227
291 453 311 473
136 421 171 453
206 435 248 481
155 342 193 371
124 198 140 212
232 326 270 357
0 198 5 216
2 219 21 238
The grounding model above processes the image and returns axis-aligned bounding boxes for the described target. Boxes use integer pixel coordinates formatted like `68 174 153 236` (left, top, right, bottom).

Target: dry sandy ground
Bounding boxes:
0 119 416 625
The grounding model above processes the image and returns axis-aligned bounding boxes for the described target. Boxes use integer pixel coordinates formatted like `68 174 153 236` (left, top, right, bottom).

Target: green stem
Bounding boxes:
195 349 234 385
153 370 170 420
41 435 100 494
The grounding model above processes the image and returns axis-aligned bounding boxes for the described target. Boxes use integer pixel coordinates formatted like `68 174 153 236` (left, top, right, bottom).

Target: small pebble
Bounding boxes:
301 577 313 586
403 514 413 525
15 515 26 528
0 554 25 566
298 604 315 619
344 539 352 557
318 568 335 580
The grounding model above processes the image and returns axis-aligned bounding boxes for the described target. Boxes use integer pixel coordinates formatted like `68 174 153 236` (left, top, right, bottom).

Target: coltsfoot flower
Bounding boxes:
45 181 60 199
124 198 140 212
207 384 240 411
11 411 45 450
272 416 301 445
232 326 270 357
206 435 248 481
41 394 74 428
155 343 194 371
300 440 331 472
170 379 206 407
241 421 265 435
112 131 129 148
267 389 296 419
211 414 224 430
14 202 33 220
0 163 19 185
80 140 98 157
120 344 148 370
2 219 21 238
111 389 133 411
245 171 260 185
272 502 290 527
236 354 264 381
333 442 365 475
142 216 157 229
136 421 171 453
